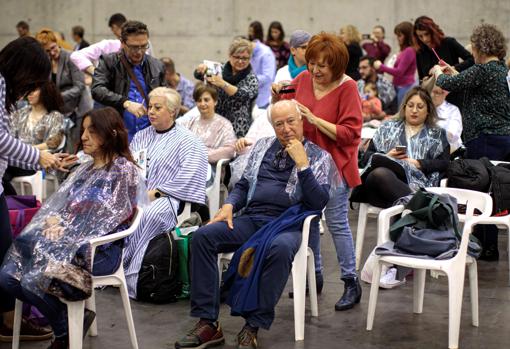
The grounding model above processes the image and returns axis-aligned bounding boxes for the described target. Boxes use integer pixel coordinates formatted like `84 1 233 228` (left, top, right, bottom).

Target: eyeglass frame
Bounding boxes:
124 43 150 53
231 54 251 62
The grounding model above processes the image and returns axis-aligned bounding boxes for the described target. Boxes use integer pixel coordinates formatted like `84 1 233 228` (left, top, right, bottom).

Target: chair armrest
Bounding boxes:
300 214 318 254
377 205 405 245
89 207 143 251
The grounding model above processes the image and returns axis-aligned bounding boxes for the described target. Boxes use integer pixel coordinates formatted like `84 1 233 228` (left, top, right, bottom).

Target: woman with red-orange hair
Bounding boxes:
273 32 362 312
413 15 474 81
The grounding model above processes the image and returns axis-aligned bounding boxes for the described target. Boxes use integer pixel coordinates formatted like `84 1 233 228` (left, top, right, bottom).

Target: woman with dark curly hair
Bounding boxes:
414 16 474 81
433 23 510 260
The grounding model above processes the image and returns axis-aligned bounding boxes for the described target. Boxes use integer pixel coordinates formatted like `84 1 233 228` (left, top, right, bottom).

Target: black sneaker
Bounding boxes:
237 325 258 349
175 320 225 348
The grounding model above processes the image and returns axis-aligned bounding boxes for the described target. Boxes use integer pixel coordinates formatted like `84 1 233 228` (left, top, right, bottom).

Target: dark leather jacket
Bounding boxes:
91 51 166 114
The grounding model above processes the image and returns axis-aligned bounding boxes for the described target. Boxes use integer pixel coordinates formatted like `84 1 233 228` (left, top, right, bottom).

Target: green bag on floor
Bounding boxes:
174 227 192 299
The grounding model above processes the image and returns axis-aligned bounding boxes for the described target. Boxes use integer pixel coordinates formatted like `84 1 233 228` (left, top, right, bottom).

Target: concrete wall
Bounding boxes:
1 0 509 78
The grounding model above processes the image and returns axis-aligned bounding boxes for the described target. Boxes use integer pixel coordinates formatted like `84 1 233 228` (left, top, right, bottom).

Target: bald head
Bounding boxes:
269 100 304 146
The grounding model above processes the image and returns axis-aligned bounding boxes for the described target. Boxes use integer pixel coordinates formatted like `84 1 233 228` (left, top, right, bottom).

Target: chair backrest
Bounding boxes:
426 187 493 222
89 206 144 257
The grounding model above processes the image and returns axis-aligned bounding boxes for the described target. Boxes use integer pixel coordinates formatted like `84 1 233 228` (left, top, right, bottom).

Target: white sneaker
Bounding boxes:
379 267 406 289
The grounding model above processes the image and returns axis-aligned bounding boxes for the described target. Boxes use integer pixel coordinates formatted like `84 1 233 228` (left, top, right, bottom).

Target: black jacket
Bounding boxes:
56 49 85 114
91 51 166 115
416 37 474 81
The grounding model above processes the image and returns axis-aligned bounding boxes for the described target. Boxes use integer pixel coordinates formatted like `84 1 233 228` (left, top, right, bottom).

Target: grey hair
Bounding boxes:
267 99 302 124
148 87 181 115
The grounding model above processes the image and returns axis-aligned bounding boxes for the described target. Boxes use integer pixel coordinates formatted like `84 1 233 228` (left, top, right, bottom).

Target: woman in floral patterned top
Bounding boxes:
433 23 510 261
3 81 65 195
265 21 291 70
9 81 64 151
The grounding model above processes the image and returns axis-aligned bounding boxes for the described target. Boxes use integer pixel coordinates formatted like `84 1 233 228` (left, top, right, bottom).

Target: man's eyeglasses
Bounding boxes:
273 117 299 130
232 55 250 62
125 43 149 52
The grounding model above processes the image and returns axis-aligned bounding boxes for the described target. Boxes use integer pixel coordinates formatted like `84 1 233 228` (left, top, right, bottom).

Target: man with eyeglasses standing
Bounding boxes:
175 99 336 349
91 21 165 141
274 30 311 84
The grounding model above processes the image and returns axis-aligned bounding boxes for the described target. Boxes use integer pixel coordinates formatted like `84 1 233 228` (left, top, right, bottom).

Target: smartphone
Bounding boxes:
362 33 371 40
396 145 407 153
279 87 296 94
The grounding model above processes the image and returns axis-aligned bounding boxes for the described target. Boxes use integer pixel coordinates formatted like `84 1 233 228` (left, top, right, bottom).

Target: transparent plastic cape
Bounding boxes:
371 120 448 190
1 157 148 300
243 137 339 204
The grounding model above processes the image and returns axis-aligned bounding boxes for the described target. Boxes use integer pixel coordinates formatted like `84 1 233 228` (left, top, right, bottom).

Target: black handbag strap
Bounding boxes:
119 54 149 103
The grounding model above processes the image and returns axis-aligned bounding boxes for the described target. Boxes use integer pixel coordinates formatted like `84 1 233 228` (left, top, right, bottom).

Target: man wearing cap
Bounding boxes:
274 30 311 83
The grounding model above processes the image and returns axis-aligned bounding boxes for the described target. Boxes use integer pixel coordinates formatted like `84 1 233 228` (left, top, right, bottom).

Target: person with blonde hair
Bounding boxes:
340 24 363 80
124 87 208 298
36 29 85 121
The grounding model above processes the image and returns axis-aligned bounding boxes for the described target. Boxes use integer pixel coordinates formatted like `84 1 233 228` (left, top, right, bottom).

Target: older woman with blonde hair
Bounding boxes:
340 24 363 80
124 87 208 298
194 38 258 137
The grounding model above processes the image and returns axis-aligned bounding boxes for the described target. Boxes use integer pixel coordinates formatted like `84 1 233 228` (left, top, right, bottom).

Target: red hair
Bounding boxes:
413 16 445 50
305 32 349 81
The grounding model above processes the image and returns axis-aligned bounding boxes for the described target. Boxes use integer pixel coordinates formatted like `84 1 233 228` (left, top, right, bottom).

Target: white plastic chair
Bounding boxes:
366 188 493 349
11 171 45 202
216 214 318 341
12 207 144 349
355 203 383 270
461 214 510 284
206 159 230 219
177 202 192 226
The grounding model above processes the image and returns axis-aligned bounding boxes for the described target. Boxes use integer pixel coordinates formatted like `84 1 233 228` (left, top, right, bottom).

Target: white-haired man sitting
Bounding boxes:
175 100 337 349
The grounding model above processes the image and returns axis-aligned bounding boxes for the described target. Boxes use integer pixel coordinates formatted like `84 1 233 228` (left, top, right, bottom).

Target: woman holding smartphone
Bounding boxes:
355 87 450 208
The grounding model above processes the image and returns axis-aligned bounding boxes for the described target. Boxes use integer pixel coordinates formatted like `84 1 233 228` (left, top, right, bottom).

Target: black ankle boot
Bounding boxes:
335 277 362 311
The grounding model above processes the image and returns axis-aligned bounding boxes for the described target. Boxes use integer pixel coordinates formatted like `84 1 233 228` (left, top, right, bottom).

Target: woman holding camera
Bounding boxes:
194 38 258 138
356 87 450 208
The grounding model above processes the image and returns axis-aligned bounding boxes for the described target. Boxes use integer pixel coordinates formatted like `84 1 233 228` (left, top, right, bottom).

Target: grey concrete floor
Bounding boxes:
3 209 510 349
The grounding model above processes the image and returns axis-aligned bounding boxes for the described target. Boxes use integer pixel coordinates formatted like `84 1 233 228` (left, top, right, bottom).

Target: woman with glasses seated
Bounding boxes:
355 86 450 208
2 81 65 195
194 37 258 138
